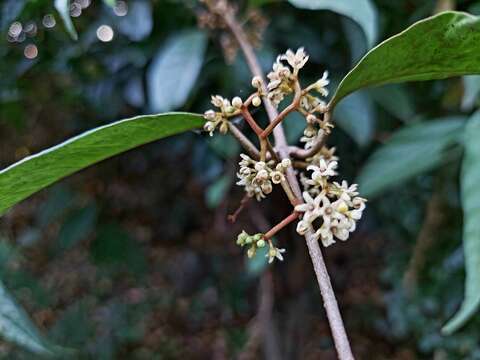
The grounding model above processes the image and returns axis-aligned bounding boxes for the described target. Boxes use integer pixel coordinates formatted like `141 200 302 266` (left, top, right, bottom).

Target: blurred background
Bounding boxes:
1 0 480 358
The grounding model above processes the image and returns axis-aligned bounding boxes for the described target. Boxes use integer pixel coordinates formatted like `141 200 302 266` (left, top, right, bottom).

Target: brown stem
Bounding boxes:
241 106 264 136
264 212 300 240
228 123 261 160
260 80 302 139
228 194 251 223
222 7 354 360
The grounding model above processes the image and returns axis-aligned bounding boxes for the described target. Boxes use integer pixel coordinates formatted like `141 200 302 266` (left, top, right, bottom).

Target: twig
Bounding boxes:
264 212 300 240
228 123 261 160
222 7 354 360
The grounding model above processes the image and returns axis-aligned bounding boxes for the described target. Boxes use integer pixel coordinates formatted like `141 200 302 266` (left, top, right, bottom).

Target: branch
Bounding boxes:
222 7 354 360
228 123 261 160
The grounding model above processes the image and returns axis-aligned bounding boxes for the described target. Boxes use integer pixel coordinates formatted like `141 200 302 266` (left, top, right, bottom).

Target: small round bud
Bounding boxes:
245 236 253 244
256 239 266 248
306 114 317 123
219 122 228 134
204 110 216 120
237 231 249 246
252 96 262 107
232 96 243 109
247 246 256 258
251 76 263 88
225 105 235 114
253 233 263 241
256 169 269 181
281 158 291 168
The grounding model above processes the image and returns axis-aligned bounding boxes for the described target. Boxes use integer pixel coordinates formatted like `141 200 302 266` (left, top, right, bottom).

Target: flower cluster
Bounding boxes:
295 148 366 247
236 155 291 201
204 95 244 136
236 231 285 264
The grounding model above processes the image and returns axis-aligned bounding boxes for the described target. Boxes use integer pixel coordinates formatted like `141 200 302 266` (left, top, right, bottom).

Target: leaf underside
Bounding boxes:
331 11 480 107
443 111 480 334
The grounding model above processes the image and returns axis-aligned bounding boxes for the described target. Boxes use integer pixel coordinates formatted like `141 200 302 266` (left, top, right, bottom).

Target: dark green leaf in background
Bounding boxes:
0 281 66 356
443 110 480 335
147 31 207 112
335 90 375 147
287 0 378 47
357 117 465 197
331 12 480 107
0 113 204 216
462 75 480 111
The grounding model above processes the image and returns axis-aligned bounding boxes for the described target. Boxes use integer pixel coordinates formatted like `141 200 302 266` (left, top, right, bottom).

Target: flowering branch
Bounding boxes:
201 2 363 359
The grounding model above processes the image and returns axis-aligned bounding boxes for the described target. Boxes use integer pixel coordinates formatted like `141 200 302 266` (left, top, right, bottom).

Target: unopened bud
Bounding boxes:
204 110 216 120
232 96 243 109
251 76 263 88
247 246 256 258
281 158 291 168
253 233 263 241
306 114 317 123
252 96 262 107
256 239 266 248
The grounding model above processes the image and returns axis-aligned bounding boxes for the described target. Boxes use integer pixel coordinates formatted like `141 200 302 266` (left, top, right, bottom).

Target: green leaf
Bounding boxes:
335 90 375 147
357 118 465 198
0 113 203 216
462 75 480 111
331 11 480 107
54 0 78 41
443 111 480 335
103 0 116 7
0 280 65 356
288 0 378 47
147 31 207 112
369 84 415 122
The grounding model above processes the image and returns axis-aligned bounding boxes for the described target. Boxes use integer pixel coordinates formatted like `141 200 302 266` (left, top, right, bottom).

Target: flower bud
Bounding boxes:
204 110 216 120
232 96 243 109
256 169 269 181
247 246 256 258
252 96 262 107
281 158 291 168
306 114 317 123
251 76 263 88
253 233 263 242
245 236 253 244
225 105 235 114
256 239 266 248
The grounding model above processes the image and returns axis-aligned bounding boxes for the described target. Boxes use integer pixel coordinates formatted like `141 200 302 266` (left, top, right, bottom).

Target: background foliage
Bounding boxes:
2 0 480 358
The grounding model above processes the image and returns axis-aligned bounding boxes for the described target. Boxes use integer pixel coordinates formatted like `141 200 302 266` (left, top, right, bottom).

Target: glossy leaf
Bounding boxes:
443 111 480 334
357 118 465 197
54 0 78 41
147 31 207 112
288 0 378 47
0 113 203 216
331 12 480 107
0 280 64 356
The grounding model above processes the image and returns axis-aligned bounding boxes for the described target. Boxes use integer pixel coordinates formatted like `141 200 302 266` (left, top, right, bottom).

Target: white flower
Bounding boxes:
314 225 335 247
266 246 286 264
314 71 330 97
296 219 311 235
280 48 309 71
295 191 323 223
332 180 359 202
